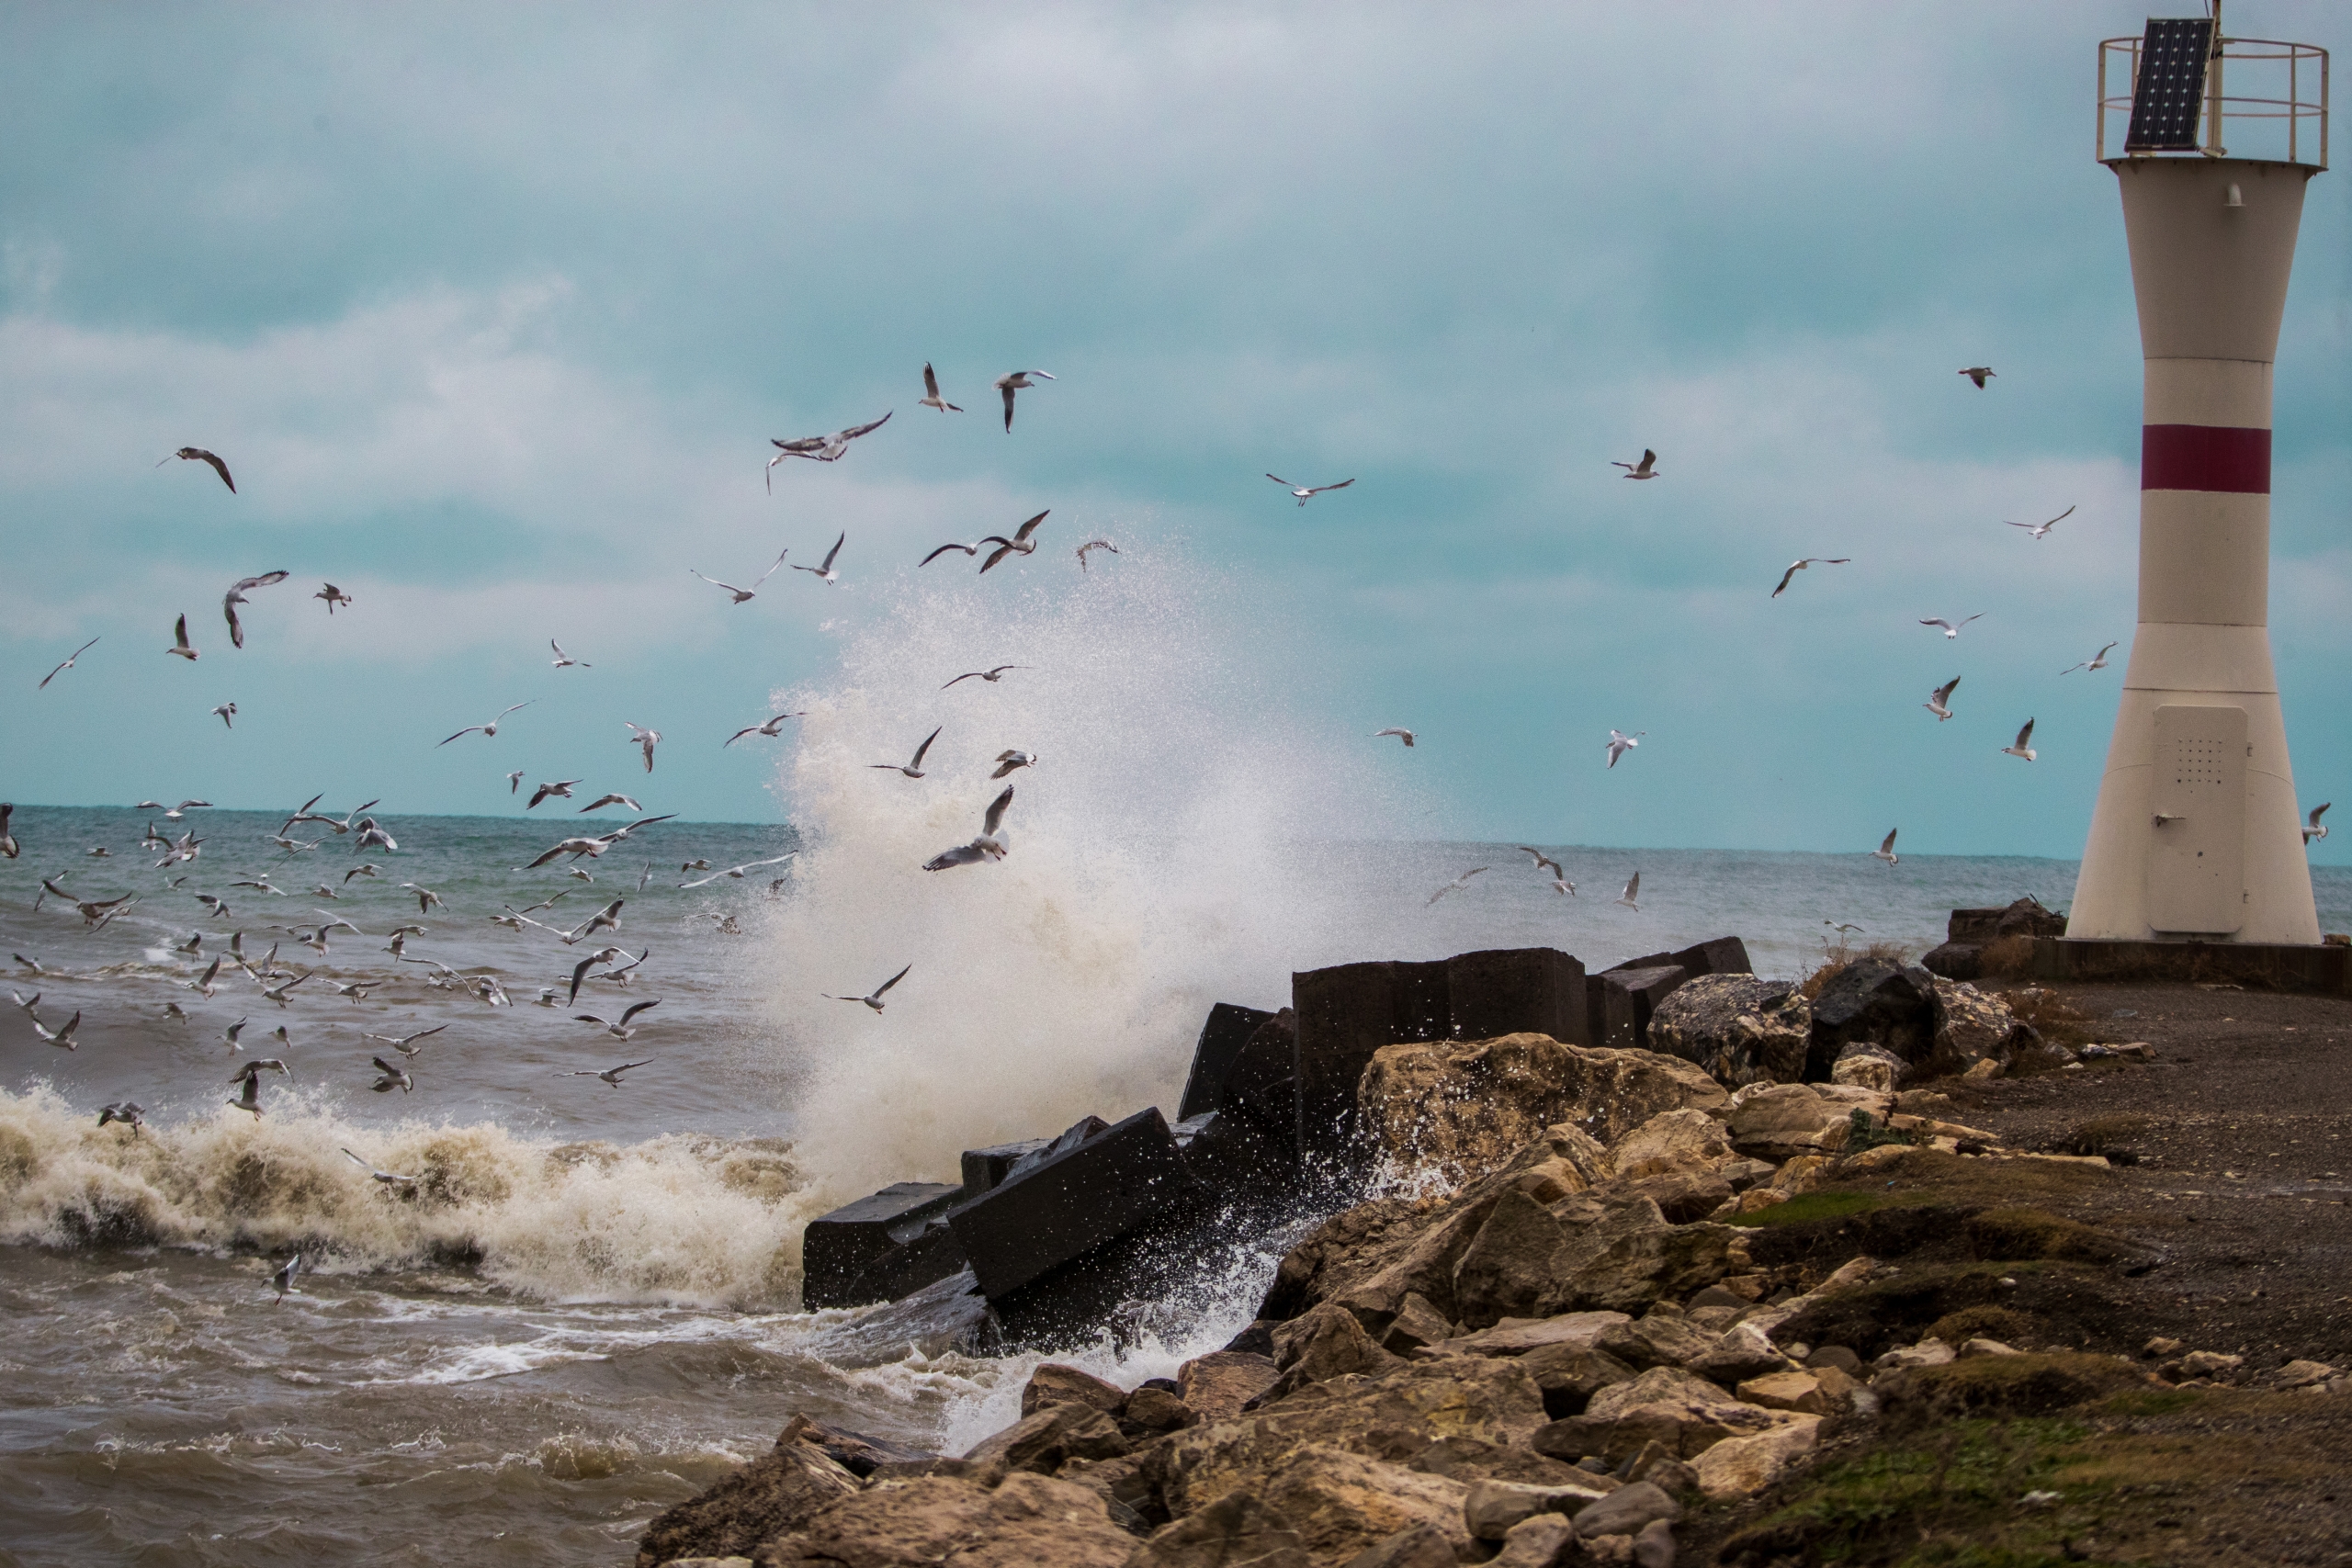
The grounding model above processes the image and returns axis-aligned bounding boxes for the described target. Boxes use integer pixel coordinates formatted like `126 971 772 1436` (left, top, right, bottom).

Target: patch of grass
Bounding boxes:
1724 1190 1895 1228
1880 1353 2145 1424
1963 1208 2138 1267
2097 1384 2208 1416
1926 1304 2031 1346
1991 987 2099 1050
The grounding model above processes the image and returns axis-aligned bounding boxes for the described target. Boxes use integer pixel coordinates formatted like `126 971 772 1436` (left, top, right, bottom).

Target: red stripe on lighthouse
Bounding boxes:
2142 423 2271 493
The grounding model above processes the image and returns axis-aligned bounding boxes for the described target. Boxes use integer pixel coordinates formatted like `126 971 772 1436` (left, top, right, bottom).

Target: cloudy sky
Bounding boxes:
2 2 2345 861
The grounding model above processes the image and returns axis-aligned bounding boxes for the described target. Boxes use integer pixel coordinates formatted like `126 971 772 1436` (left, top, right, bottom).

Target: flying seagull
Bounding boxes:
31 1010 81 1049
0 803 15 859
507 771 526 794
626 722 662 773
1919 615 1983 639
39 637 101 691
160 446 236 491
767 412 891 489
1517 847 1565 877
922 786 1014 870
315 583 354 614
527 779 581 810
1611 449 1659 479
2002 718 2038 762
1872 829 1899 866
1374 728 1416 748
919 363 962 412
440 702 532 745
571 1058 655 1087
993 370 1054 432
726 712 806 746
577 794 641 814
549 639 589 668
873 726 942 779
1924 676 1961 721
342 1148 420 1187
2060 642 2117 676
792 532 846 586
990 750 1035 779
1076 540 1118 571
825 964 910 1011
574 998 660 1039
979 512 1047 572
692 549 788 604
2304 803 2331 843
1428 866 1489 906
944 665 1029 690
212 702 237 728
1770 558 1851 598
370 1056 414 1093
270 1253 303 1301
1614 871 1642 911
680 852 794 889
565 949 624 1006
98 1102 147 1135
168 614 199 660
221 571 290 649
1606 729 1645 769
1266 474 1356 506
1959 367 1996 389
2007 504 2075 540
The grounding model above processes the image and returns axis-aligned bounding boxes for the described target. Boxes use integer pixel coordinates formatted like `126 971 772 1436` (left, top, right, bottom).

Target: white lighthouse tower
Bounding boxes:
2067 16 2329 945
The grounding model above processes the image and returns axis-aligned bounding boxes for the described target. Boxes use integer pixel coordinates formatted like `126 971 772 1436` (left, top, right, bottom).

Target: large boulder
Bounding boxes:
1125 1491 1312 1568
1689 1415 1823 1500
1178 1352 1283 1423
1925 979 2038 1079
1646 976 1812 1086
1724 1083 1891 1163
1607 1110 1735 1181
636 1434 863 1568
1265 1303 1407 1397
1805 958 1937 1080
1448 1190 1738 1327
1236 1447 1473 1567
755 1472 1135 1568
1531 1367 1793 1464
963 1402 1132 1476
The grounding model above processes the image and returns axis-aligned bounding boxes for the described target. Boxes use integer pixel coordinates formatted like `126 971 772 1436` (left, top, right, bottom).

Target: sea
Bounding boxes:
6 574 2350 1565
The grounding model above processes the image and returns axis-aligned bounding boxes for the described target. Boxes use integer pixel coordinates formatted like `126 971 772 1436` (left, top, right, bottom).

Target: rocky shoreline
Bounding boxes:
634 917 2352 1567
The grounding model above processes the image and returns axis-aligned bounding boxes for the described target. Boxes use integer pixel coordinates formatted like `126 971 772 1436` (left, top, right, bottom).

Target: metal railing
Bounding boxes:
2098 34 2328 168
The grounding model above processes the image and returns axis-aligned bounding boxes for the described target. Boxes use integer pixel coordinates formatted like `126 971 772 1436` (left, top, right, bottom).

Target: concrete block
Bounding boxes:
1218 1008 1297 1150
1445 946 1589 1046
1610 937 1752 980
802 1181 964 1309
1178 1002 1277 1120
1587 965 1687 1051
1173 1109 1283 1199
835 1220 967 1307
961 1139 1049 1198
947 1107 1206 1301
1292 960 1450 1159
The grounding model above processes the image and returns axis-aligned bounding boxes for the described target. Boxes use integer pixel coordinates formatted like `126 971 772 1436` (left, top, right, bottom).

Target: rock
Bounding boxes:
1451 1189 1736 1327
1179 1352 1283 1424
1805 957 1937 1080
1918 942 1983 981
1608 1109 1735 1180
1947 897 2066 944
665 1558 754 1568
1587 965 1687 1052
948 1107 1205 1302
1735 1369 1849 1415
1874 1338 1955 1371
1615 1165 1735 1225
1361 1034 1611 1182
1560 1205 1740 1317
1690 1415 1822 1500
1592 1313 1716 1371
1451 1188 1571 1323
1264 1303 1407 1398
1926 980 2039 1079
1488 1513 1577 1568
963 1402 1132 1475
1435 1310 1631 1358
2178 1350 2245 1381
800 1181 967 1310
1685 1323 1791 1384
1532 1367 1792 1463
2275 1359 2338 1390
1157 1359 1545 1519
754 1472 1136 1568
1463 1477 1613 1540
1724 1083 1890 1163
1514 1344 1641 1418
1830 1043 1904 1092
1804 1345 1862 1376
1336 1523 1456 1568
1122 1388 1200 1436
1631 1518 1676 1568
1380 1294 1453 1357
1172 1111 1288 1203
1179 1003 1279 1121
1025 1364 1129 1418
1125 1490 1309 1568
1445 946 1592 1048
776 1416 934 1479
1645 976 1812 1086
1957 1337 2023 1359
1226 1446 1473 1567
2141 1336 2183 1359
1569 1480 1681 1540
1292 958 1454 1162
635 1436 863 1568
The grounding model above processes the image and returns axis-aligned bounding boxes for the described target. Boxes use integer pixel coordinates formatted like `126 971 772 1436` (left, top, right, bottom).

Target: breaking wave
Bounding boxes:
0 1084 817 1307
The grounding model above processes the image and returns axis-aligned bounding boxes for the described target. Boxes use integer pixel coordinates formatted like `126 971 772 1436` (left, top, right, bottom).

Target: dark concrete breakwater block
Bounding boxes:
1178 1003 1276 1121
1586 937 1753 1053
948 1105 1206 1301
801 1182 964 1311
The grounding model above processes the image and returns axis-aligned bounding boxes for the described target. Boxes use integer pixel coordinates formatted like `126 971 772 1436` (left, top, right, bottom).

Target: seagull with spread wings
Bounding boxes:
1428 866 1489 906
2304 804 2331 843
1924 676 1961 721
1611 449 1659 479
1606 729 1645 769
626 722 662 773
222 571 290 649
2002 718 2038 761
1959 366 1996 389
575 998 660 1039
159 446 236 491
526 779 580 810
726 712 806 746
767 412 891 488
919 363 962 412
993 370 1054 431
166 615 199 660
343 1148 420 1187
573 1058 655 1087
2007 504 2075 540
1266 474 1356 506
1374 728 1415 748
1077 539 1118 571
691 548 788 604
1872 829 1899 866
873 726 942 779
39 637 100 691
2059 642 2117 676
1920 615 1983 639
792 532 847 585
922 786 1014 870
549 639 589 668
1614 871 1643 911
979 512 1047 572
315 582 354 614
440 702 531 745
1770 558 1851 598
825 964 910 1011
944 665 1028 690
680 852 794 888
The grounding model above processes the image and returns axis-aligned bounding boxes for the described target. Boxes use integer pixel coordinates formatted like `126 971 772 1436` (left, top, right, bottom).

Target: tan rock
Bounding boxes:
1331 1523 1455 1568
1125 1490 1310 1568
1531 1367 1792 1463
1724 1084 1892 1163
1773 1155 1832 1195
2275 1359 2339 1390
1178 1352 1281 1424
1268 1303 1407 1397
1956 1337 2023 1359
2178 1350 2245 1380
1487 1513 1577 1568
1591 1314 1716 1371
1123 1387 1200 1435
1830 1054 1895 1092
636 1435 862 1568
1690 1415 1822 1500
1026 1363 1129 1418
664 1558 754 1568
756 1472 1133 1568
1685 1322 1790 1384
1874 1338 1954 1371
1645 974 1812 1086
1554 1205 1739 1315
1450 1189 1571 1324
1607 1110 1735 1180
1928 978 2037 1077
1511 1343 1640 1414
964 1401 1132 1475
1379 1293 1453 1356
1736 1370 1838 1415
1245 1446 1473 1567
1360 1035 1725 1183
1566 1480 1680 1540
1430 1310 1629 1358
1461 1477 1612 1540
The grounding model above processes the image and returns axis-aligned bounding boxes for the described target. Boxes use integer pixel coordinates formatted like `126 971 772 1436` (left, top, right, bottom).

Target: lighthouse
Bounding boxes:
2066 17 2330 946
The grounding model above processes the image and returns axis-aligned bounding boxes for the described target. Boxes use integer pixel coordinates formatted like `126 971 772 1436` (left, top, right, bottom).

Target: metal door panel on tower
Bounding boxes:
2150 705 2246 934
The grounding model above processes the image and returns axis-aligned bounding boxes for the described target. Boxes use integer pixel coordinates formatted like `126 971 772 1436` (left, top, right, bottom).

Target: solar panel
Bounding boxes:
2123 17 2213 152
